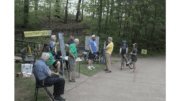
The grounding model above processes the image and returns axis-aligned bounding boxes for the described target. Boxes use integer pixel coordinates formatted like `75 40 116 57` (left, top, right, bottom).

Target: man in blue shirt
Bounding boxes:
68 33 74 45
87 35 97 70
33 53 65 101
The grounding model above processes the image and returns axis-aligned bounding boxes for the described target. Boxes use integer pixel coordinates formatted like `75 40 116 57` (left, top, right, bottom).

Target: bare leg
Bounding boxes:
88 60 91 67
133 61 136 72
55 61 61 72
123 55 128 63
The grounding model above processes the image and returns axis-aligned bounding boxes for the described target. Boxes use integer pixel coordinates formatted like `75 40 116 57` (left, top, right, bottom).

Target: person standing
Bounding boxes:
119 40 129 69
130 43 138 72
87 35 97 70
104 37 114 73
49 35 59 59
68 38 79 82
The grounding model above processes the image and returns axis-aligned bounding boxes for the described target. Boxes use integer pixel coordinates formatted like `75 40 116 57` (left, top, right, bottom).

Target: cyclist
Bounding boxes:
130 43 138 72
119 40 129 69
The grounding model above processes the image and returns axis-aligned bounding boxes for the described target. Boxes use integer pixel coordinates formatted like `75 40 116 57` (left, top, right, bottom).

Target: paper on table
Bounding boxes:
65 44 69 47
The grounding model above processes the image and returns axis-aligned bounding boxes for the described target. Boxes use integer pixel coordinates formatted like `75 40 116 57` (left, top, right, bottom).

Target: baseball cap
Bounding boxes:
133 43 138 46
92 35 96 37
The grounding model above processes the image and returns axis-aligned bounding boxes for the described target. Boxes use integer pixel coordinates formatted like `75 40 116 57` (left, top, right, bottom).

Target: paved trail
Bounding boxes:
33 56 166 101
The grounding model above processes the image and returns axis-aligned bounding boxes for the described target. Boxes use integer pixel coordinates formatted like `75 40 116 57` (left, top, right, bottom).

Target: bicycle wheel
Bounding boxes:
129 61 134 69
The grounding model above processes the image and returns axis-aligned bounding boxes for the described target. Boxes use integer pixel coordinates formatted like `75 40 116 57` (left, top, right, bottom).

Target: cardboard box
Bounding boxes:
17 72 23 77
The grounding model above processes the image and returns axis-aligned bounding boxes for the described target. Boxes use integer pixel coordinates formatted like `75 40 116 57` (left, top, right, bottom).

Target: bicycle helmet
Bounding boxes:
122 40 126 44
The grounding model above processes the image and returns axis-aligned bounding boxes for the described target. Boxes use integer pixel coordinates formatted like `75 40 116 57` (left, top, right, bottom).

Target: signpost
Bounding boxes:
102 41 106 64
24 30 51 37
58 32 66 79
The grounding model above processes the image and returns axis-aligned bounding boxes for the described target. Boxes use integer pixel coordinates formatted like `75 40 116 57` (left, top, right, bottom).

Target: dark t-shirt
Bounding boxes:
68 39 74 45
120 45 128 54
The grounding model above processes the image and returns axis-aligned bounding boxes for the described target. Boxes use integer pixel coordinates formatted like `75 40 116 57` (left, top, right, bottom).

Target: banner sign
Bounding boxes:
24 30 51 37
102 41 106 64
58 32 66 59
141 49 147 54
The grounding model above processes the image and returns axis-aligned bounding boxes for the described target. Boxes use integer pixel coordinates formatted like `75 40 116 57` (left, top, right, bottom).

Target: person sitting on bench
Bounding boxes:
33 52 65 101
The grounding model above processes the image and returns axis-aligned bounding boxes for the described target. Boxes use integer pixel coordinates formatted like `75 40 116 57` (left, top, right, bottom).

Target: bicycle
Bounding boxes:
80 49 104 64
120 53 134 71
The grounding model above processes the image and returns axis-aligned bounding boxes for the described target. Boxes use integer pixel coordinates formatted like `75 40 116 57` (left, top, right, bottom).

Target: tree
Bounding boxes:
75 0 82 21
64 0 69 24
81 0 84 20
34 0 38 17
54 0 61 19
24 0 29 28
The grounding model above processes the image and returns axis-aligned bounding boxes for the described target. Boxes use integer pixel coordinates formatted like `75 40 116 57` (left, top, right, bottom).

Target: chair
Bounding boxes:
33 63 55 101
34 76 55 101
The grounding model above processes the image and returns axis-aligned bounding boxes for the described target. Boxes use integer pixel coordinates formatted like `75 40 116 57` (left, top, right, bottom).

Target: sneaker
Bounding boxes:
69 79 76 82
91 66 95 69
121 67 124 69
54 96 65 101
126 62 129 64
87 66 92 70
106 70 112 73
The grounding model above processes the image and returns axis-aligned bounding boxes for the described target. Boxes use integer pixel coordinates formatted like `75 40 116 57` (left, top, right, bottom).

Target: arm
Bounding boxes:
105 46 110 50
49 41 56 48
89 45 93 53
69 51 75 59
120 48 122 54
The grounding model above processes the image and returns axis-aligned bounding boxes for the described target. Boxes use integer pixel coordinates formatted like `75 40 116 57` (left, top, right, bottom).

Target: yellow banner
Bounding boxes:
24 30 51 37
141 49 147 54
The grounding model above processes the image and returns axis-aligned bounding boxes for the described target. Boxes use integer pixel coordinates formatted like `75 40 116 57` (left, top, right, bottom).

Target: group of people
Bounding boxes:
87 35 138 73
32 34 138 101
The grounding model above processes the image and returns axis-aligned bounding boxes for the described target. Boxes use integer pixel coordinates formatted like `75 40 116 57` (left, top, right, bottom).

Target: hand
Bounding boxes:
56 42 59 45
73 56 76 60
130 52 132 54
91 51 93 54
55 72 60 77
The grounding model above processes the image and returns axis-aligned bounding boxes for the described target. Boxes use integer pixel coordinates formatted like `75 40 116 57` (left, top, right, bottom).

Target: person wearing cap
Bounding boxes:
33 52 65 101
87 35 97 70
49 35 59 59
119 40 129 69
68 38 79 82
104 37 114 73
130 43 138 72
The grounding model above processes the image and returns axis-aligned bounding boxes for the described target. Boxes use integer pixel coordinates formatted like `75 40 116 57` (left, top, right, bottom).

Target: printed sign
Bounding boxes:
24 30 51 37
58 33 66 59
141 49 147 54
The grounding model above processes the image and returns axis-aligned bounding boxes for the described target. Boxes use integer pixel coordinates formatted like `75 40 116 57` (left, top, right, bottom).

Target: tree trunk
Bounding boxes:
98 0 102 35
105 0 109 32
49 1 51 28
24 0 29 28
54 0 60 19
75 0 82 21
81 0 84 20
64 0 69 24
35 0 38 17
109 0 114 23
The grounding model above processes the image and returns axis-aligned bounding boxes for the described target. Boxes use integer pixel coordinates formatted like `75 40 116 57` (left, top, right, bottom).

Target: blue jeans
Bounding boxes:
44 75 65 97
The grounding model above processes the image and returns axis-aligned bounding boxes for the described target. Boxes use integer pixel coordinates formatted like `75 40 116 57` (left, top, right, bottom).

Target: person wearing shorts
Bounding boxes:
120 40 129 69
42 45 61 75
130 43 138 72
87 35 97 70
68 38 79 82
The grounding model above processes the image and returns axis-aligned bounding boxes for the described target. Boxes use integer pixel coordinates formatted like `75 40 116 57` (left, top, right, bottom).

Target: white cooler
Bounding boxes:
21 64 33 75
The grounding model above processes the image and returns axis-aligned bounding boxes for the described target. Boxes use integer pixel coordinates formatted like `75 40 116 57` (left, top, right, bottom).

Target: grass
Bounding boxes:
15 63 51 101
75 60 121 77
